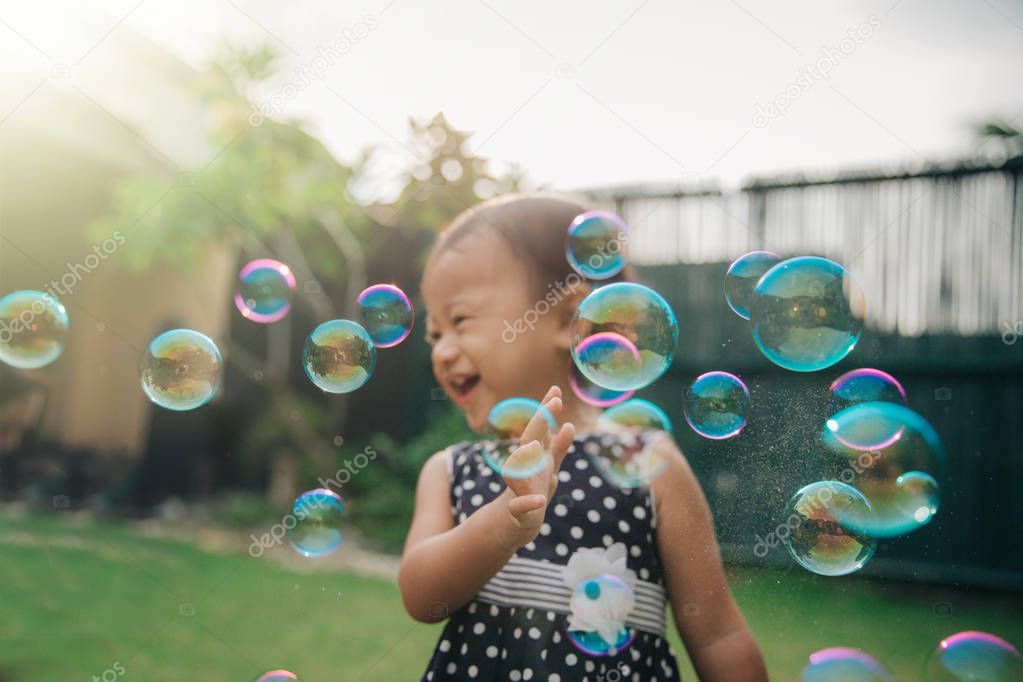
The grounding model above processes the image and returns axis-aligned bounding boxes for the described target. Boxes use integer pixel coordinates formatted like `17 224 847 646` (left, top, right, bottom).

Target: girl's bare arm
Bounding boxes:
398 387 575 622
651 436 769 681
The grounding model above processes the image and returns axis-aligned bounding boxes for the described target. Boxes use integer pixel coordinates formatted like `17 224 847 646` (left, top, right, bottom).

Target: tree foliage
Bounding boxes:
88 44 369 280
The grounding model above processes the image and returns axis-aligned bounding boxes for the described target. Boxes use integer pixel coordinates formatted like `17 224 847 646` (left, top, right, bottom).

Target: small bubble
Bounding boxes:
684 372 749 440
566 210 628 280
781 481 876 576
303 319 376 393
356 284 414 348
235 259 296 324
288 489 346 557
0 291 69 369
140 329 222 411
724 251 780 319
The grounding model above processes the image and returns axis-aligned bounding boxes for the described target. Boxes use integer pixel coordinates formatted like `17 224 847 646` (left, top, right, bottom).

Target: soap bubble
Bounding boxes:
303 320 376 393
569 362 634 407
591 399 672 487
357 284 414 348
140 329 222 411
571 282 678 391
600 399 673 433
683 371 749 439
255 671 299 682
724 251 780 319
566 210 629 280
924 631 1023 682
750 257 866 372
895 471 940 526
572 331 642 392
235 259 296 323
566 574 637 656
828 368 906 417
483 397 556 479
0 290 69 369
780 480 876 576
287 488 345 557
802 647 894 682
823 402 943 537
590 424 671 490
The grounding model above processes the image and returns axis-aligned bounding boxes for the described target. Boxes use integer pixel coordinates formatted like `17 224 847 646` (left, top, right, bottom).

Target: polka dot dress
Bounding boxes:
420 432 682 681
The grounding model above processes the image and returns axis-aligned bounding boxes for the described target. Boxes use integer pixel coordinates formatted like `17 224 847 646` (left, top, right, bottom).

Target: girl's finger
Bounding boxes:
541 385 560 404
550 422 576 470
508 494 547 517
503 440 546 485
521 397 560 446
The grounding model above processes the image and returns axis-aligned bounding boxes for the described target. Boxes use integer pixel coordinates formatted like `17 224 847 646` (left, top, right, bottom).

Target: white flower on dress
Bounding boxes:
562 543 636 646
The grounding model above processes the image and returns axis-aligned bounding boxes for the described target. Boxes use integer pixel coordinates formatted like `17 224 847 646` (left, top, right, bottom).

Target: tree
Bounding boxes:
381 112 527 239
90 43 530 521
89 44 372 505
977 120 1023 160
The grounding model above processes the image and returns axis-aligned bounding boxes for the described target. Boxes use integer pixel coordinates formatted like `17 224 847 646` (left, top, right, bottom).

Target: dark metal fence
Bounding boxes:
582 159 1023 591
586 157 1022 336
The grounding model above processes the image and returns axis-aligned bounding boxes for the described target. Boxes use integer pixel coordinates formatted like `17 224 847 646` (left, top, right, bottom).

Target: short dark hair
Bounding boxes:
428 193 635 297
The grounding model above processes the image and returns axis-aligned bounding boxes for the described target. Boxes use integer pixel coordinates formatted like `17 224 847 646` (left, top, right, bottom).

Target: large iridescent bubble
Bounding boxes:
571 282 678 392
750 257 866 372
287 488 346 557
569 361 634 407
302 320 376 393
801 647 895 682
235 259 296 323
357 284 414 348
565 574 637 656
827 368 906 417
780 480 876 576
566 210 629 280
683 371 749 439
724 251 780 320
483 398 556 479
823 402 943 537
924 631 1023 681
140 329 222 411
0 290 69 369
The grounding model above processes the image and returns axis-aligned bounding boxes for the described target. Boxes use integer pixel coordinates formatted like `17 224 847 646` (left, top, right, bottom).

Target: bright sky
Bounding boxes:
4 0 1023 198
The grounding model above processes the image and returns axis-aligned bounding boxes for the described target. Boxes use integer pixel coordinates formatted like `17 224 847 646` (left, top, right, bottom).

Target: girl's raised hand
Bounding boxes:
501 385 575 546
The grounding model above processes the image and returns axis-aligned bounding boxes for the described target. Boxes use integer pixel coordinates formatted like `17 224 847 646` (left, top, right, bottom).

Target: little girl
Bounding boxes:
399 194 768 681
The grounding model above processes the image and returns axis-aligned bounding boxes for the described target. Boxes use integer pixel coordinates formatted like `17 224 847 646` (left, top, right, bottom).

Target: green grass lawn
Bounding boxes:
1 514 1020 681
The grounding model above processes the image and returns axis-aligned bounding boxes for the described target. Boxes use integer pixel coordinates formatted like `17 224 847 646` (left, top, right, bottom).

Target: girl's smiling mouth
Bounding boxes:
448 374 481 403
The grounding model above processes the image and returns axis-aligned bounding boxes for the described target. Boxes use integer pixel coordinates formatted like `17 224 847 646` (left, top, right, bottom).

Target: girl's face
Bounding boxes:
422 229 577 432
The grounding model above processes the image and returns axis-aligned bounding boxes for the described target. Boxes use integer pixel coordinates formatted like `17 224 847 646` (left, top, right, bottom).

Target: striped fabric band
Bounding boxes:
476 555 668 638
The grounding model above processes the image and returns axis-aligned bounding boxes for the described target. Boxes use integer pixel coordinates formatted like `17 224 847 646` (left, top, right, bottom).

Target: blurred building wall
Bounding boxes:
0 29 233 456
